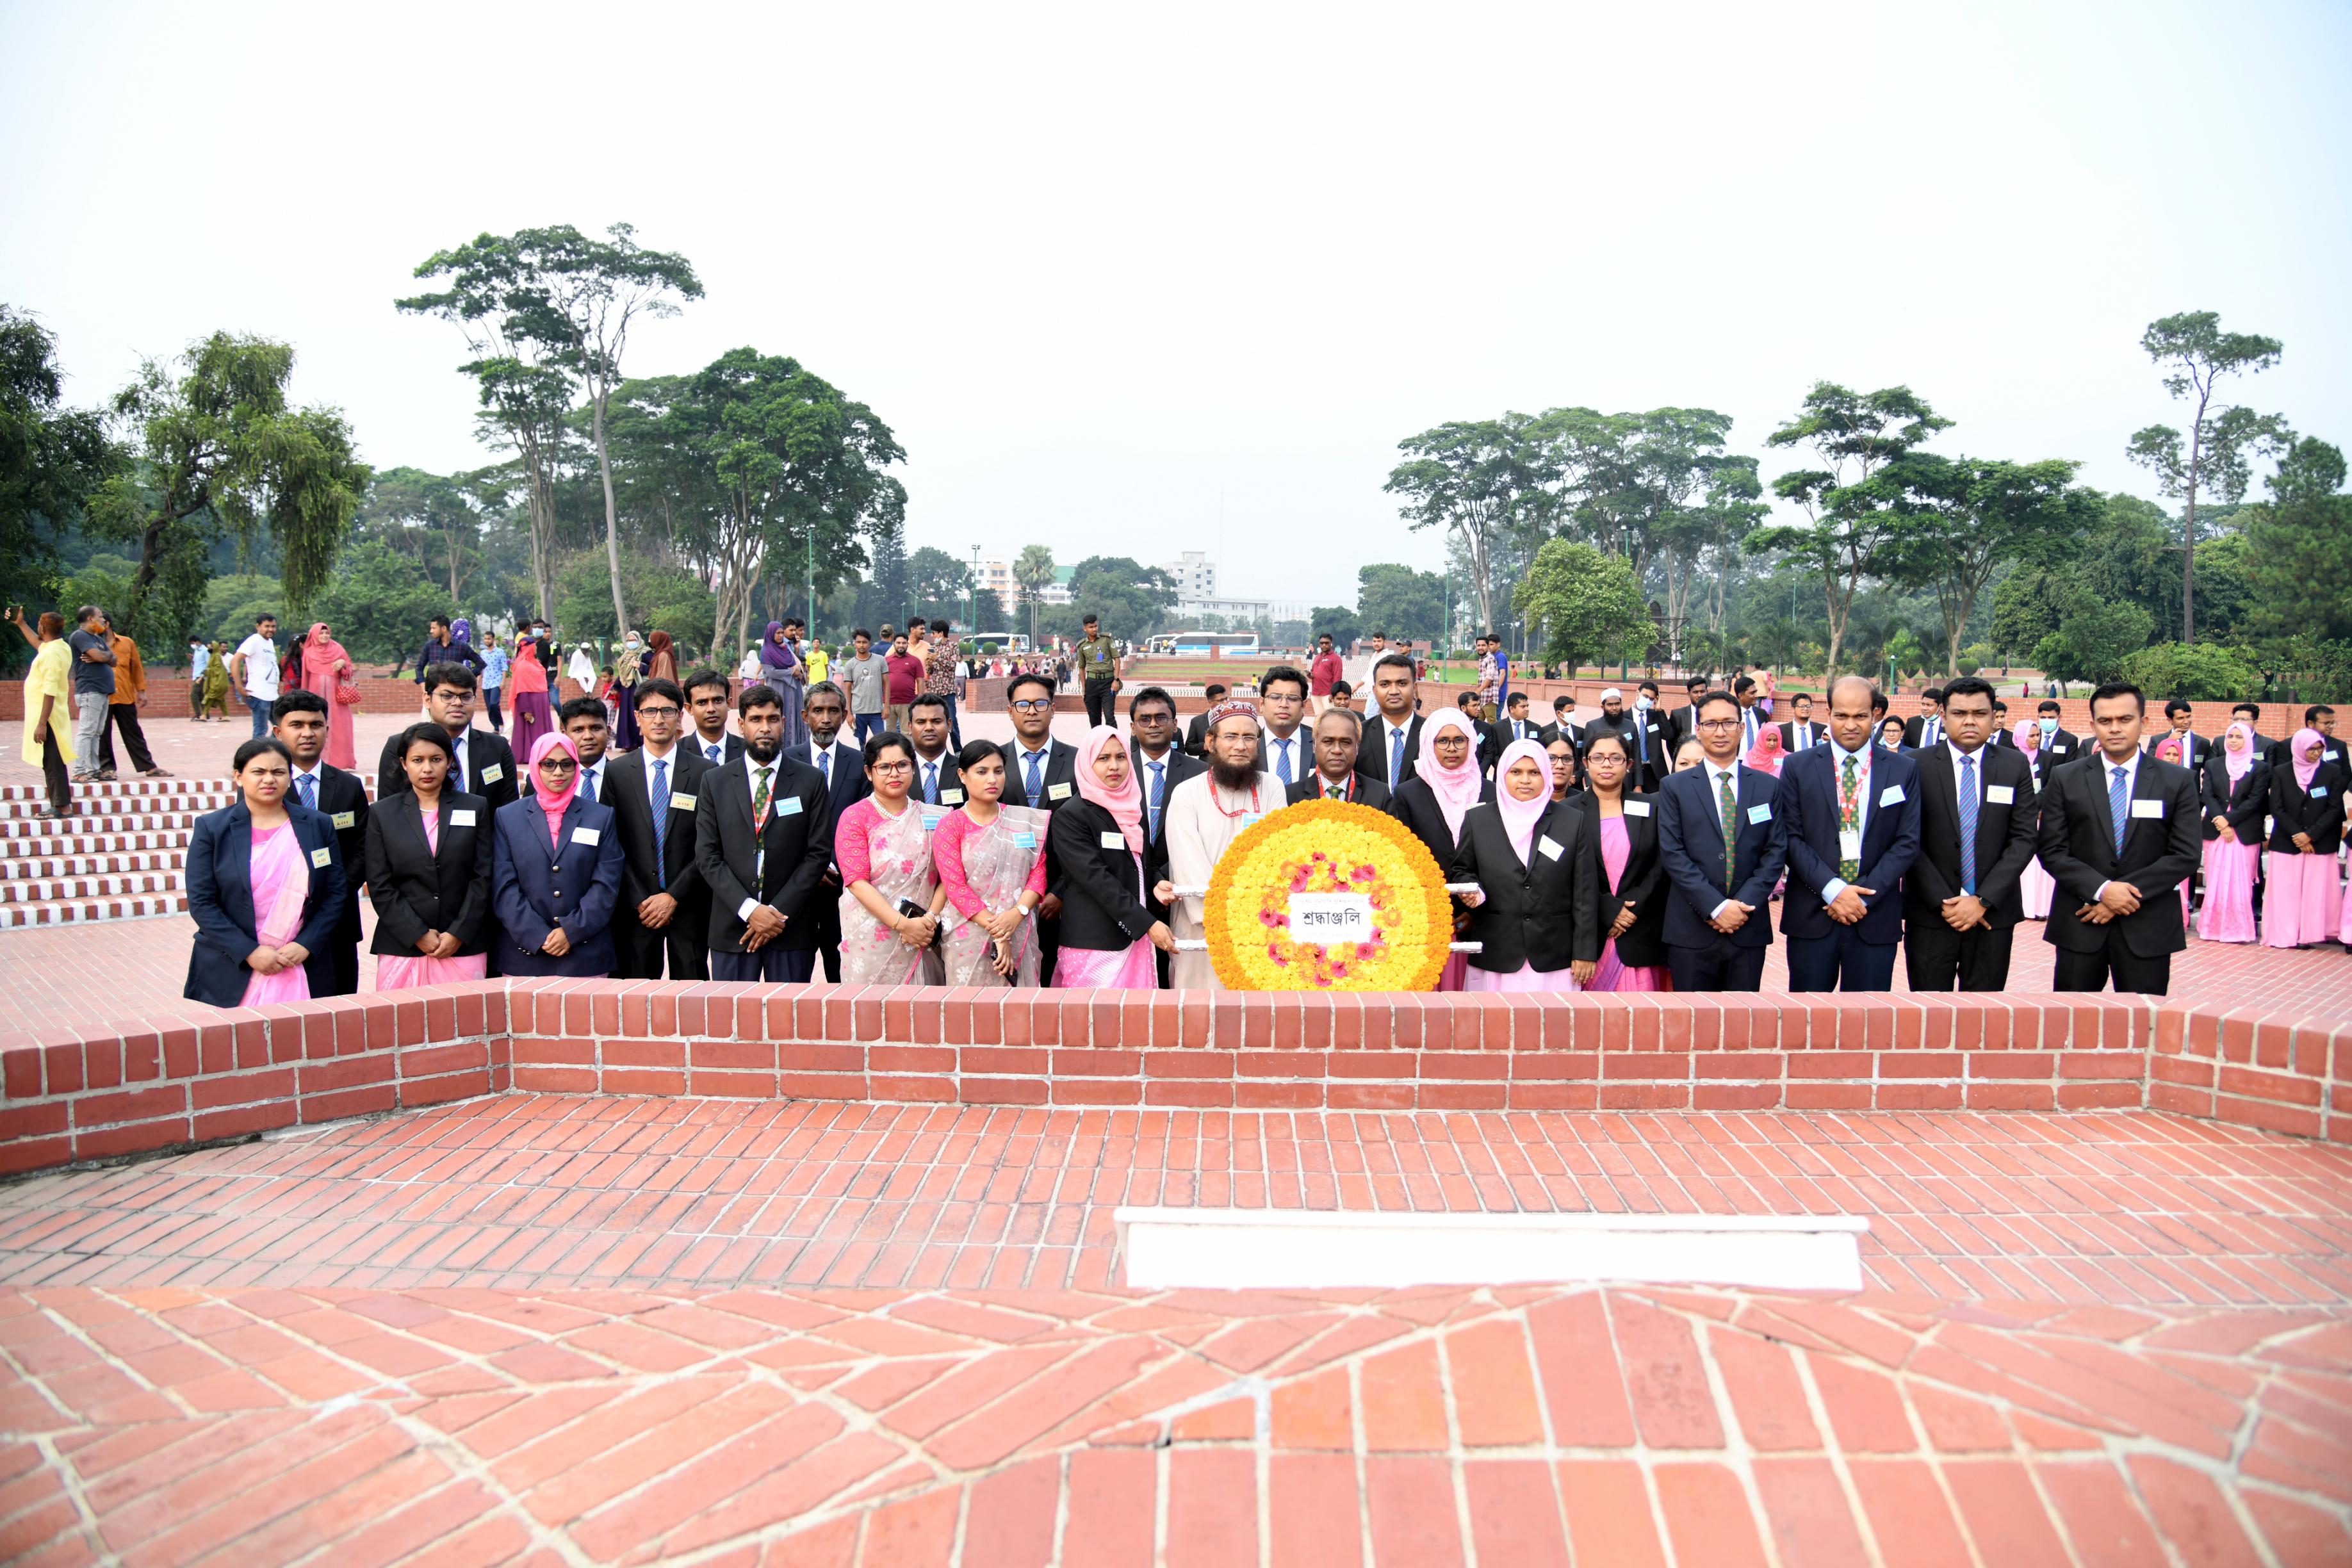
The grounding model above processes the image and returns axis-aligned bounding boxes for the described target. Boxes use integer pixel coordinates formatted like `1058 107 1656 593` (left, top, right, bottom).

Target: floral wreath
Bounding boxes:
1202 799 1454 992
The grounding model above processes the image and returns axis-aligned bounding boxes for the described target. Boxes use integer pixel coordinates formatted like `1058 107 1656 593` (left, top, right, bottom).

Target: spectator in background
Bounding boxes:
1184 683 1229 757
1308 633 1343 717
412 616 482 715
883 630 924 732
293 621 357 771
65 605 116 780
925 618 961 747
233 613 281 739
99 621 170 778
199 641 231 721
8 607 77 817
508 635 554 757
479 631 508 733
759 619 808 749
842 629 886 742
187 635 209 723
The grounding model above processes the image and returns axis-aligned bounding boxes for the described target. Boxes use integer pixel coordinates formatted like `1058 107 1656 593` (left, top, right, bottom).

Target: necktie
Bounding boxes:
578 767 596 805
753 765 773 831
1275 738 1293 784
2109 765 2129 856
1838 752 1861 882
1717 769 1739 883
1633 720 1646 766
450 745 463 795
1390 725 1405 780
708 740 724 764
924 760 938 804
1025 749 1043 801
1148 760 1164 840
819 747 831 792
649 758 669 889
298 774 316 811
1957 752 1978 895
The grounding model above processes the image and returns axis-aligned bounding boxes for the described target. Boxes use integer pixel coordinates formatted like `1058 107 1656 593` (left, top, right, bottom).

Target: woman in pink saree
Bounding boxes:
296 622 358 770
2196 721 2265 943
2152 735 2194 922
182 737 346 1008
837 732 948 985
933 740 1050 985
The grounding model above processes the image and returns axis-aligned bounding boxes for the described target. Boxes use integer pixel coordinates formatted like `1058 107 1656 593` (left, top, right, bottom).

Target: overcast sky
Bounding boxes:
6 1 2347 609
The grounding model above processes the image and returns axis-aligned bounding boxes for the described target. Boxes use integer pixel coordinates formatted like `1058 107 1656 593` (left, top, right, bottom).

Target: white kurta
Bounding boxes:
1163 768 1282 990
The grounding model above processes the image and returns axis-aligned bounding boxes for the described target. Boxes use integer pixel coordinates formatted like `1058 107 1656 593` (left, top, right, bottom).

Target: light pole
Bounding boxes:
968 544 981 639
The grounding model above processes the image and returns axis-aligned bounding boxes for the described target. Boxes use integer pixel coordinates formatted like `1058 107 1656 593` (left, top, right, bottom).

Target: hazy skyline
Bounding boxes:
6 0 2348 610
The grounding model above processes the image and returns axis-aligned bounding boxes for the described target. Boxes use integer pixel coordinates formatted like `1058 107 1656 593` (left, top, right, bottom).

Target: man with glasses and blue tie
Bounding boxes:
272 688 369 995
1256 666 1313 790
2036 681 2201 994
605 677 716 981
1900 676 2038 991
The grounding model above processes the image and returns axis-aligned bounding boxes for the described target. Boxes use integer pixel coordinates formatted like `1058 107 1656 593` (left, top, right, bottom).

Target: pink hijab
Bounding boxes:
2289 726 2325 791
1492 739 1554 865
527 731 580 847
2223 721 2260 785
1743 725 1785 776
1072 724 1145 854
1416 708 1487 838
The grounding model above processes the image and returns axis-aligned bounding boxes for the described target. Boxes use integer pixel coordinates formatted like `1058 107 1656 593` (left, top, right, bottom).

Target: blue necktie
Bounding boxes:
1025 749 1043 801
298 774 316 811
1148 759 1164 840
1275 738 1293 784
578 767 595 805
1957 752 1978 895
1390 726 1405 780
819 747 831 793
2109 764 2129 856
649 758 669 889
924 760 938 804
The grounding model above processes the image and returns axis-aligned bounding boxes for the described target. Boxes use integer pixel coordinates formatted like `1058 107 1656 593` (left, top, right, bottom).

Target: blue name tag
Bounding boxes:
921 812 943 831
778 796 803 817
1013 832 1036 848
1745 804 1772 825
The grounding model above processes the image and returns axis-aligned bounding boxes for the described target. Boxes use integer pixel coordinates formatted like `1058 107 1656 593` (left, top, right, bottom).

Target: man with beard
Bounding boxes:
1159 701 1280 990
694 683 836 982
1666 675 1711 753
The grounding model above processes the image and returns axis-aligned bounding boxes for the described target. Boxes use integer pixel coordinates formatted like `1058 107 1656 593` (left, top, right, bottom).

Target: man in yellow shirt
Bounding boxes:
8 607 76 817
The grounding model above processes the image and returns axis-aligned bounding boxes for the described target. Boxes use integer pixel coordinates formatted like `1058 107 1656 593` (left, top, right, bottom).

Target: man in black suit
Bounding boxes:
1585 687 1669 792
2146 699 2209 771
2030 699 2082 767
1537 695 1584 755
1902 687 1948 751
605 678 714 982
2266 704 2340 771
1777 676 1922 992
793 680 871 983
694 683 836 982
1483 690 1540 771
1655 690 1788 991
2037 682 2203 994
273 689 368 995
1357 652 1424 791
1776 692 1823 754
1182 683 1228 758
377 663 519 812
1286 705 1391 808
1128 687 1202 850
683 667 745 768
1665 676 1711 753
1989 701 2016 747
906 694 961 807
1902 676 2041 991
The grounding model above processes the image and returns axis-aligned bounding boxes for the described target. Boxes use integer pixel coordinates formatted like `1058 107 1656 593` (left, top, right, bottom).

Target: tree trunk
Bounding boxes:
592 382 629 637
2182 416 2203 646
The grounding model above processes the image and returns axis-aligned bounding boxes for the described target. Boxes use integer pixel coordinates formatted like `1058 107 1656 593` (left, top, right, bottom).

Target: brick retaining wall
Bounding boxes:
4 983 2344 1175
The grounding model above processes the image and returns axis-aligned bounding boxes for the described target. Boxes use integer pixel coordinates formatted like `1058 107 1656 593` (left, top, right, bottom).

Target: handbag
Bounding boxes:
334 676 362 705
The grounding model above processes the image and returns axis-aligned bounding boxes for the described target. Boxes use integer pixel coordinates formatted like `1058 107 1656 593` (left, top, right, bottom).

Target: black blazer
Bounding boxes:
1357 714 1425 789
1182 712 1213 758
1565 791 1667 967
2036 753 2202 958
2266 759 2346 854
1902 744 2040 930
1777 744 1922 945
694 753 836 952
1480 716 1546 771
1047 798 1166 952
603 746 714 913
183 801 348 1006
1538 719 1585 753
790 736 869 950
1776 719 1824 754
1449 799 1602 974
2198 753 2269 844
363 790 494 956
378 726 520 813
1286 772 1391 810
687 731 746 769
1902 713 1948 751
1133 744 1204 841
1000 740 1079 810
906 745 961 809
1655 763 1787 951
1587 713 1671 788
296 764 369 952
1387 774 1492 874
2035 727 2085 770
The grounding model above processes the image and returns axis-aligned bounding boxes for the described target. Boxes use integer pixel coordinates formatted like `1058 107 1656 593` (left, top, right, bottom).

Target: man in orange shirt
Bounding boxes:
98 627 171 778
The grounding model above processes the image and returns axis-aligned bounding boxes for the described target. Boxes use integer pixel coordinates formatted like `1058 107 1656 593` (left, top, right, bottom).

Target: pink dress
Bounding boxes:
2264 851 2340 948
239 824 314 1006
2198 834 2260 943
835 796 945 985
1588 815 1663 992
298 654 357 770
376 804 491 990
935 806 1050 986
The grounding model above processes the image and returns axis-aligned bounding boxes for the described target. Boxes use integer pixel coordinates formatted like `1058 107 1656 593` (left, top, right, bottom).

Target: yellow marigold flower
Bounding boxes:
1202 799 1453 992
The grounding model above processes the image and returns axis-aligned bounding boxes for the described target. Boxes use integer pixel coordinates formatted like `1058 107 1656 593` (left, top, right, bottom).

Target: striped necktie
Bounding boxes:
1957 752 1977 895
1717 769 1739 883
649 757 669 889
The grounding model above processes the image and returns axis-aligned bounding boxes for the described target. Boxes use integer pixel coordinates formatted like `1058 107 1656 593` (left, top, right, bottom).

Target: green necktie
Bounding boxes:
1717 769 1738 883
1838 752 1861 882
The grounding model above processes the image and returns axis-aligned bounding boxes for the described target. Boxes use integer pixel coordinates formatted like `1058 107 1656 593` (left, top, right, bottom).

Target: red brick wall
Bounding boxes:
6 983 2344 1176
0 672 609 721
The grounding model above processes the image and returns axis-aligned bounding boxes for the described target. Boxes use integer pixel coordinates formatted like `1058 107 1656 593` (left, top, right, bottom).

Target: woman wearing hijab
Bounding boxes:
490 731 625 976
2197 721 2267 943
366 723 494 988
295 621 359 770
184 737 347 1006
1048 724 1173 988
1742 724 1786 777
1387 706 1492 990
760 621 808 749
609 632 646 753
508 635 554 758
1450 739 1601 992
1567 728 1668 991
645 628 678 687
2262 727 2345 949
2150 735 2196 922
200 639 232 721
935 739 1050 985
836 731 949 986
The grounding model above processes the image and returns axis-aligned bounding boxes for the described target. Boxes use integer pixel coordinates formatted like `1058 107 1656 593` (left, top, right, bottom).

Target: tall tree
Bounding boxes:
1012 544 1056 646
0 306 118 649
2240 436 2352 642
1354 562 1446 644
357 466 482 601
1385 413 1549 635
2125 311 2285 646
1745 382 1950 678
1043 557 1177 641
1882 455 2089 675
1515 539 1653 672
402 224 702 635
906 547 976 621
95 332 366 641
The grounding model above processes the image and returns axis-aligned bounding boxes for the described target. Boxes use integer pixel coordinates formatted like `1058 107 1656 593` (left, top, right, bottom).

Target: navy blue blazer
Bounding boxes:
183 801 348 1007
1655 763 1786 951
490 794 626 976
1777 744 1921 944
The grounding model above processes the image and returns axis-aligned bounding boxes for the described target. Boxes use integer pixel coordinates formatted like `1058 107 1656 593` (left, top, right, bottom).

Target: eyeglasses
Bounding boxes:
1697 718 1740 730
1011 699 1052 712
538 758 578 774
637 705 680 718
871 760 913 774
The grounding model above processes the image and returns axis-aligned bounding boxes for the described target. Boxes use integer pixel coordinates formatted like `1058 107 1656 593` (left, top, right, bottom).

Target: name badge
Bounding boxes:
451 809 477 826
1047 781 1072 801
1100 830 1127 849
778 796 803 817
331 811 355 829
572 826 601 844
1839 828 1863 860
1623 800 1651 817
1986 785 2015 804
1745 804 1772 825
481 764 503 783
309 846 332 868
1535 835 1563 861
2128 799 2164 819
2048 743 2068 755
1013 832 1037 849
942 788 965 804
922 812 944 831
668 793 696 812
1239 813 1263 830
1877 785 1905 806
2312 785 2330 798
2328 749 2342 762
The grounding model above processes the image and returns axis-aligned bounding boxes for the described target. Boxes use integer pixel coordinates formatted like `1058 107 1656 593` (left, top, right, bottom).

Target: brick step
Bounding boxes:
1 793 233 822
0 870 186 904
0 891 187 927
0 851 182 880
0 830 191 858
0 776 231 803
0 812 208 838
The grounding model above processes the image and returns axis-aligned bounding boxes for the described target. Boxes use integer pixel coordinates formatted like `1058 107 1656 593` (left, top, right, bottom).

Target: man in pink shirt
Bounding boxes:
883 632 924 731
1308 632 1344 716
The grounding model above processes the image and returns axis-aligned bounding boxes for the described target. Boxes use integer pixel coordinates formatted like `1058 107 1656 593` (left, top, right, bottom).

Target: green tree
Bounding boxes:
1011 544 1056 646
907 548 976 623
2116 641 2260 702
200 572 283 646
1 306 120 660
1515 539 1652 671
403 224 703 637
2032 587 2152 690
1882 455 2090 676
357 466 483 602
1385 414 1549 637
314 539 448 664
1747 382 1951 679
94 332 367 644
1310 604 1361 646
2125 311 2286 645
2238 437 2352 642
554 550 716 648
1354 562 1446 643
1044 557 1176 641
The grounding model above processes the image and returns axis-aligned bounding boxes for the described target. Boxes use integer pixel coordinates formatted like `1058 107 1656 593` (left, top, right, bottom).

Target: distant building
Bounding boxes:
1159 551 1217 599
